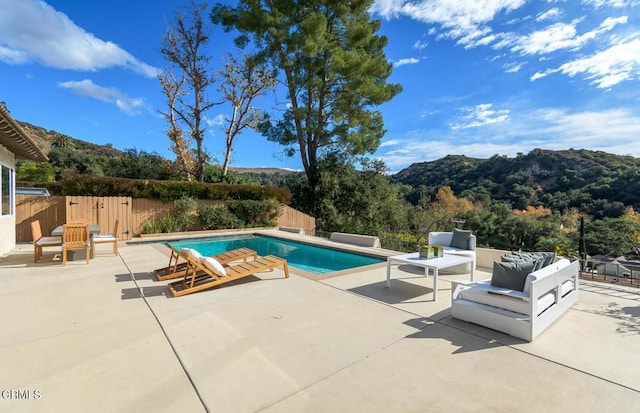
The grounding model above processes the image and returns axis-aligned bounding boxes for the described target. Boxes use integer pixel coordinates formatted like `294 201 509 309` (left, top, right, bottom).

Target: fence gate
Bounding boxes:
65 196 133 240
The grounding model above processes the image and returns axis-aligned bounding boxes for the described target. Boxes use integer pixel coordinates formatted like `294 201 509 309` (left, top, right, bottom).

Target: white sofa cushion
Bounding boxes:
429 231 476 251
429 232 453 246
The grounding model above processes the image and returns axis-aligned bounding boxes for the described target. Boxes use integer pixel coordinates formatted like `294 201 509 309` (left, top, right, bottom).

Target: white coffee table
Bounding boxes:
386 253 475 300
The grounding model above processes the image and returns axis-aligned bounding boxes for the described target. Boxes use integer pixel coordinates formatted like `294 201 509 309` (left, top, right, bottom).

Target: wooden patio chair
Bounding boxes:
92 220 119 258
154 244 258 281
168 253 289 297
31 220 62 263
62 223 91 266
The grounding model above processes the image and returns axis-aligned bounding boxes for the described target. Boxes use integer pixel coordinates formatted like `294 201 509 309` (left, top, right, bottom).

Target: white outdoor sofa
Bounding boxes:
451 258 579 341
428 231 476 272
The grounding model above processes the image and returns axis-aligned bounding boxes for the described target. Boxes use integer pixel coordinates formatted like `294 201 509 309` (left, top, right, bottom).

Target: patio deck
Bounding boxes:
1 232 639 412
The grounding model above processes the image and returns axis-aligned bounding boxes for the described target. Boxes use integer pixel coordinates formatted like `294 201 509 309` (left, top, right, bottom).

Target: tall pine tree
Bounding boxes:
212 1 401 210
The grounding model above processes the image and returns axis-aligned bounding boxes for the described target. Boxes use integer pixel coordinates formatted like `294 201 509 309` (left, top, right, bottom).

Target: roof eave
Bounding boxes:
0 105 48 162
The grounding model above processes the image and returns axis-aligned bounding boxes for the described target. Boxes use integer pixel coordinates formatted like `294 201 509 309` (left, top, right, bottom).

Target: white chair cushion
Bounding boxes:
93 235 116 241
200 256 227 277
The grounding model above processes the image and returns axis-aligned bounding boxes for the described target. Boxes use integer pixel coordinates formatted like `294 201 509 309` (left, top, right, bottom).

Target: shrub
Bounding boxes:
17 175 292 203
160 215 182 233
226 199 280 227
141 218 162 234
197 204 242 230
173 196 198 231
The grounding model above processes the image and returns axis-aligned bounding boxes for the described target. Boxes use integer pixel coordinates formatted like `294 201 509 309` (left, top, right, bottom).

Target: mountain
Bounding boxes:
392 148 640 219
17 120 123 158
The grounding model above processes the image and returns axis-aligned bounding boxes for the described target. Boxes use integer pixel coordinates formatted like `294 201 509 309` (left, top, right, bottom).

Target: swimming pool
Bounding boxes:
168 234 384 274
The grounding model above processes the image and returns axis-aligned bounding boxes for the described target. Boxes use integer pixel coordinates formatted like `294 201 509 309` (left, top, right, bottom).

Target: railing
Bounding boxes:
577 258 639 286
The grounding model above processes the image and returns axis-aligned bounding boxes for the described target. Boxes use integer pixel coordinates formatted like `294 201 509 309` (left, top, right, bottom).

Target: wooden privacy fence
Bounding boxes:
16 195 132 242
16 196 315 242
278 205 316 234
16 195 65 243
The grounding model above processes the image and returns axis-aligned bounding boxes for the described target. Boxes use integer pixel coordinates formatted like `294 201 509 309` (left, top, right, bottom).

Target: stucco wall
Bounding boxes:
0 144 16 256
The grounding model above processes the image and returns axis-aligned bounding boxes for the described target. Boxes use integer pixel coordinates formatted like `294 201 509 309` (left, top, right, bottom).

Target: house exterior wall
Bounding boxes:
0 144 16 256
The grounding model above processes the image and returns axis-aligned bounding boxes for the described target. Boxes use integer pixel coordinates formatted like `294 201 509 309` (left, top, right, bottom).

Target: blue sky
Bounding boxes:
1 0 639 173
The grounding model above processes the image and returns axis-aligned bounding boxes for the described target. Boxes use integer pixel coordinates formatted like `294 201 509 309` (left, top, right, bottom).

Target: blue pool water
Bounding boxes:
168 234 383 274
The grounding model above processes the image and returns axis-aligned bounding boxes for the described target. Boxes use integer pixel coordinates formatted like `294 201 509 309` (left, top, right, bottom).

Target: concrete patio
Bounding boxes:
1 233 639 412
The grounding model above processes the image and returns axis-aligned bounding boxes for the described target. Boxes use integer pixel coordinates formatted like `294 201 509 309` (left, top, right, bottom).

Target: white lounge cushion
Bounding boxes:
182 247 203 261
200 256 227 277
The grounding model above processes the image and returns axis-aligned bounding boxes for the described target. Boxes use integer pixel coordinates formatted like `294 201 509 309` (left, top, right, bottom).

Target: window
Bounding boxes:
1 164 13 216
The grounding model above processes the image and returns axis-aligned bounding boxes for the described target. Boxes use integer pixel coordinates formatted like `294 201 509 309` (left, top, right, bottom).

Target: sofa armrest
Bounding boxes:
468 235 476 251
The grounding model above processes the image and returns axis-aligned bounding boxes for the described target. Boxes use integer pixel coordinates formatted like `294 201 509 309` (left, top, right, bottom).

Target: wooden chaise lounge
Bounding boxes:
154 244 257 281
168 254 289 297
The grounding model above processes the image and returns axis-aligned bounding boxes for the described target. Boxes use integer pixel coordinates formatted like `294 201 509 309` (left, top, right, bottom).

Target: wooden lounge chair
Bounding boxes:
31 220 62 263
168 254 289 297
154 244 258 281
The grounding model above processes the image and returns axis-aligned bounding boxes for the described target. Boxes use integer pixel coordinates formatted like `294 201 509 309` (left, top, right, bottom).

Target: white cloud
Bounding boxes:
509 16 626 56
0 45 28 64
372 0 636 90
536 8 562 22
530 71 548 81
583 0 629 8
413 40 429 50
393 57 420 67
370 0 404 19
535 37 640 88
504 62 524 72
450 103 510 130
379 139 402 148
206 114 226 127
58 79 148 115
0 0 159 77
371 0 526 48
510 21 582 55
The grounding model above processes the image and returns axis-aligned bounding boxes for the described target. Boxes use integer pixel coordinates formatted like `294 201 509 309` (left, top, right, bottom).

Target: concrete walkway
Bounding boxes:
1 239 639 412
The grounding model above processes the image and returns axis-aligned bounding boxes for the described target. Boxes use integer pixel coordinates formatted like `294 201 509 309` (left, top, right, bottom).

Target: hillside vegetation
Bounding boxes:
393 149 640 219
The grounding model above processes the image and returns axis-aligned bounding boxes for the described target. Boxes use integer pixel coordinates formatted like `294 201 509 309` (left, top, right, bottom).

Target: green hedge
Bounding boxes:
17 175 292 203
